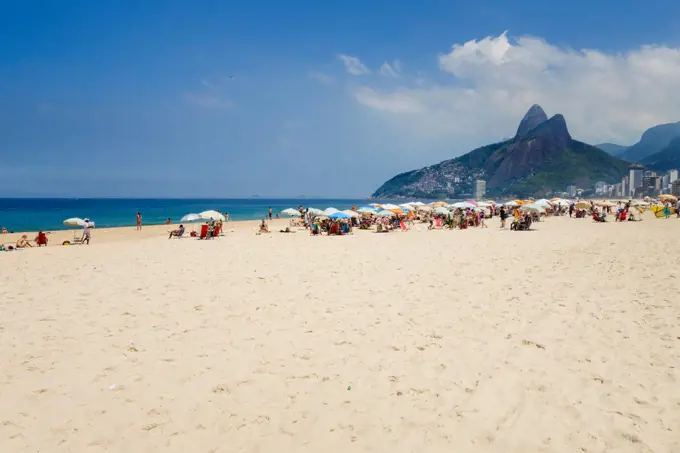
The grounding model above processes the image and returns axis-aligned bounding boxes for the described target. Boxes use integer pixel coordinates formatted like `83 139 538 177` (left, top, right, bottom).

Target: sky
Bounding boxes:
2 0 680 197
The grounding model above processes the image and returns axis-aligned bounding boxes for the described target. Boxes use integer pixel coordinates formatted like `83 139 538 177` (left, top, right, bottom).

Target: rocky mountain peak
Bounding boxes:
515 104 548 138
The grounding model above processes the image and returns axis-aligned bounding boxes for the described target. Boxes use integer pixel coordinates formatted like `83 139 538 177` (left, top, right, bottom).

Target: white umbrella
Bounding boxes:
504 201 519 207
323 207 340 215
357 207 377 214
416 205 433 212
380 203 400 210
377 210 396 217
199 210 225 221
410 201 425 206
63 217 85 228
281 208 301 216
521 203 546 213
452 201 476 209
307 208 325 216
181 213 201 222
342 210 360 218
434 206 450 215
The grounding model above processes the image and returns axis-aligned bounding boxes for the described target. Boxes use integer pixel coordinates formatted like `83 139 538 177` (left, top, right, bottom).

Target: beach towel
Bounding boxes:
435 218 441 228
399 220 408 231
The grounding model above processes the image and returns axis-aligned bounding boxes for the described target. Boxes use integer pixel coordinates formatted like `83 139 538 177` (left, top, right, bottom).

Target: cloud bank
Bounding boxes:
349 32 680 146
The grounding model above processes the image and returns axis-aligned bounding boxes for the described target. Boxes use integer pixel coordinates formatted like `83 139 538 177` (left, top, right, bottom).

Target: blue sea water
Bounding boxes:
0 198 409 232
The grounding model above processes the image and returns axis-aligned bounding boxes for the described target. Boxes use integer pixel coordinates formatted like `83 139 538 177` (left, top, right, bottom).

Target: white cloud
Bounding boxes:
337 54 370 75
351 32 680 145
380 60 401 77
308 71 334 85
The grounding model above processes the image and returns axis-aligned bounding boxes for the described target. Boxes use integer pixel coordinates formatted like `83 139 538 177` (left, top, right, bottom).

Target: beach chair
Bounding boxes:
198 224 209 239
211 225 221 238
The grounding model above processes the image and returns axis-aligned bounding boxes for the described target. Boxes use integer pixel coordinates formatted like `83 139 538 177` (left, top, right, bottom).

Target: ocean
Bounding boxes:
0 198 410 232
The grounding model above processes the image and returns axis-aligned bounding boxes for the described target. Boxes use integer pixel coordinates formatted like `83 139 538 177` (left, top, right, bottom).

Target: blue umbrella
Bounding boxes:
328 212 351 219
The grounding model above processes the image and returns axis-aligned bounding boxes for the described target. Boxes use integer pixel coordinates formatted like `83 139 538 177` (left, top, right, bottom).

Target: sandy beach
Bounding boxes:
1 216 679 452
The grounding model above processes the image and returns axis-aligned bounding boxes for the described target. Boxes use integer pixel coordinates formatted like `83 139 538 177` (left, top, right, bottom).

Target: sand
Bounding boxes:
1 216 679 452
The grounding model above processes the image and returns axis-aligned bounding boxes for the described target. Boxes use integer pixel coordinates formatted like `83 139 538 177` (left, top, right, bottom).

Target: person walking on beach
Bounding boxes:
136 212 142 231
268 207 273 220
499 206 507 228
82 218 93 245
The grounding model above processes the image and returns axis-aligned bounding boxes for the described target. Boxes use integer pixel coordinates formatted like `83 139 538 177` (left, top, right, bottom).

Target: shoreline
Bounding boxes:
0 219 287 247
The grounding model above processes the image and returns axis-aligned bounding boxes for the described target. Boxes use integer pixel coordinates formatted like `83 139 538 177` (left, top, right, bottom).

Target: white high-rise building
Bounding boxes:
670 169 679 183
629 165 643 197
474 179 486 199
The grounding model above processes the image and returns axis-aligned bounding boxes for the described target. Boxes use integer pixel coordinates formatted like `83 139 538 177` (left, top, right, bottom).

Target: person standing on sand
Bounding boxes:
676 199 680 218
136 212 142 231
500 206 506 228
82 218 93 245
268 207 273 220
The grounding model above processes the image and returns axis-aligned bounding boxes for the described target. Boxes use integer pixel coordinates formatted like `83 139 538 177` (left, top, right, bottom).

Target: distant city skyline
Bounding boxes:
2 1 680 197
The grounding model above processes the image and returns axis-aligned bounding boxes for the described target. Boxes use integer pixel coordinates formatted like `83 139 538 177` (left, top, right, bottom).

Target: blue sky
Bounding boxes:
2 0 680 197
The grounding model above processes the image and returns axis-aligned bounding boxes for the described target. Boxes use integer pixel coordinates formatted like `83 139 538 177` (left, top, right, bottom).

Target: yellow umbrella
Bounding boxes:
432 201 448 207
658 194 677 201
390 208 405 215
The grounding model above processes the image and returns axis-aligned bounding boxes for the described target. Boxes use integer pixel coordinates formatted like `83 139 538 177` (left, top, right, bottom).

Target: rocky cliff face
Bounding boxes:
372 105 629 198
515 104 549 138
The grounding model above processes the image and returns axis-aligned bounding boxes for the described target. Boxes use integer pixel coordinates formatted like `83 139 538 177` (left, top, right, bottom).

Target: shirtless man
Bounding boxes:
16 234 33 248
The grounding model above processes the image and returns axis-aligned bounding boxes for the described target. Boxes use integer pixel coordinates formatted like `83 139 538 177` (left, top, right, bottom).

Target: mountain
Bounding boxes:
640 136 680 171
596 143 629 156
515 104 548 138
372 105 630 198
618 122 680 163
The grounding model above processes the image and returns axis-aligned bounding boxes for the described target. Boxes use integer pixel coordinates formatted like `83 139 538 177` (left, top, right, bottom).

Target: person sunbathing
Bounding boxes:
169 224 185 238
259 220 270 233
16 234 33 248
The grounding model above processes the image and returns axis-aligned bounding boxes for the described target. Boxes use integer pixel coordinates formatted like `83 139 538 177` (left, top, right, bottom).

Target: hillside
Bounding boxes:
596 143 629 156
640 136 680 172
373 105 629 198
618 122 680 162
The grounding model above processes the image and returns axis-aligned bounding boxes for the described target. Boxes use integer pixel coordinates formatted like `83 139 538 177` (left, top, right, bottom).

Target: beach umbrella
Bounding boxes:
328 211 351 219
410 201 425 206
281 208 301 217
630 200 649 207
504 201 519 207
380 203 400 210
357 206 378 214
452 201 476 209
521 203 546 213
377 210 396 217
431 201 448 207
399 203 414 210
574 202 590 210
323 207 340 215
465 199 479 207
307 208 325 216
180 213 201 223
390 208 406 215
416 205 433 212
199 210 225 221
63 217 85 228
434 206 450 215
341 210 360 218
658 194 677 201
